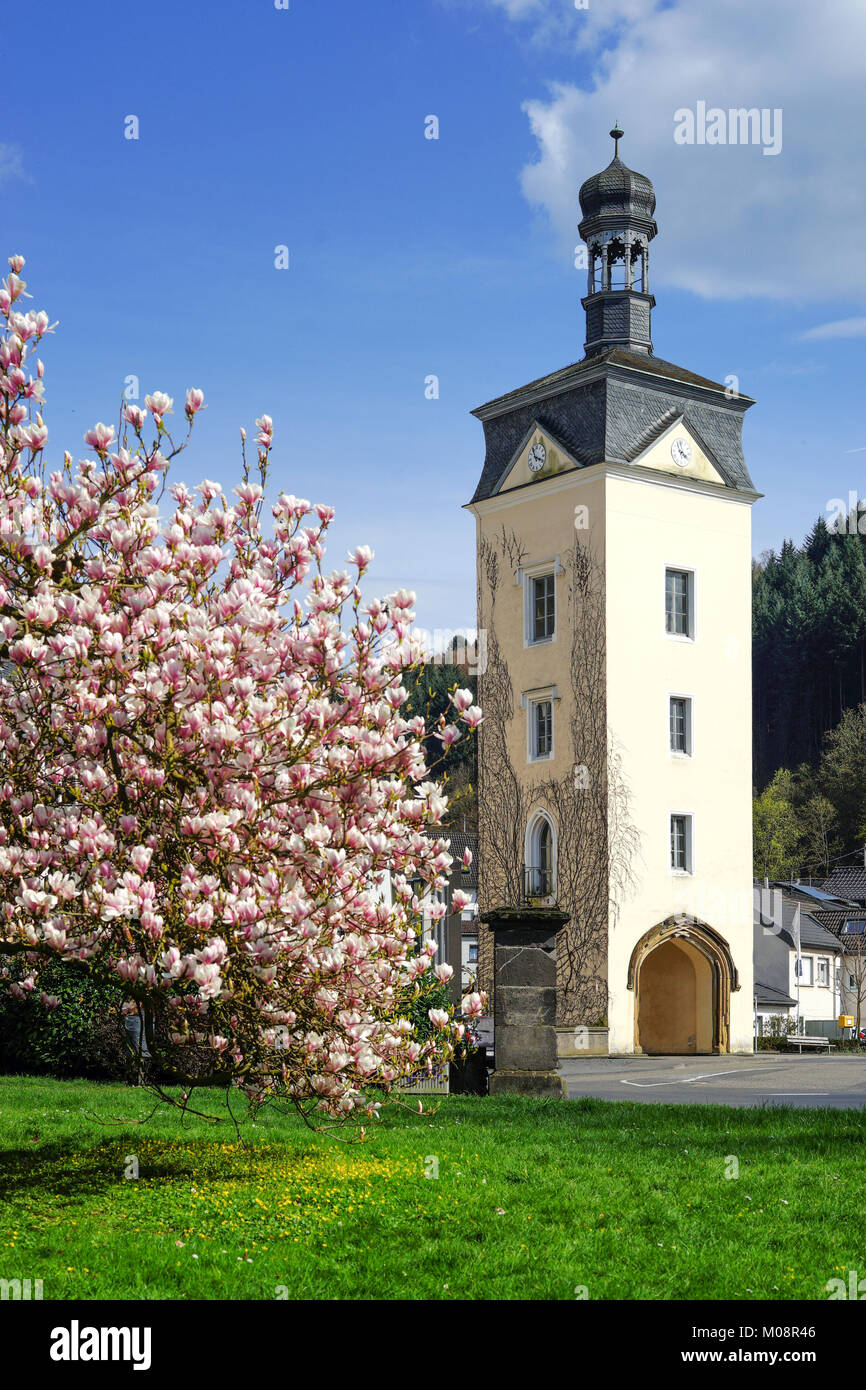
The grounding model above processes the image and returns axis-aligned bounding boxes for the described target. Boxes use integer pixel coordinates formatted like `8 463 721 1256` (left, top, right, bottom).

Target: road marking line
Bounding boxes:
620 1066 780 1088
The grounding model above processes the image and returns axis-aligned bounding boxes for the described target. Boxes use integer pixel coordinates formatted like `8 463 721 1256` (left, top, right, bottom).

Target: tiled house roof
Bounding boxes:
820 867 866 902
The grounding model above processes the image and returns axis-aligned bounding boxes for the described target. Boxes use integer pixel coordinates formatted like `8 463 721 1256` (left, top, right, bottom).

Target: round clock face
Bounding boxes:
671 437 692 467
528 442 546 473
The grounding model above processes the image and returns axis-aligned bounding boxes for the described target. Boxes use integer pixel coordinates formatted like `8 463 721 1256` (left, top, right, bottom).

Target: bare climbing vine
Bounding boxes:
477 527 639 1025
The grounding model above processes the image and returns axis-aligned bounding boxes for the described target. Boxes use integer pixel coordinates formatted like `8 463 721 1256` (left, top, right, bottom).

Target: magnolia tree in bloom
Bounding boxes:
0 257 484 1119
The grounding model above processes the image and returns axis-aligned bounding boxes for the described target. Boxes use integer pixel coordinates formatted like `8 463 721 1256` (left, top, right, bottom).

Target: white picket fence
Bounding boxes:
395 1063 450 1095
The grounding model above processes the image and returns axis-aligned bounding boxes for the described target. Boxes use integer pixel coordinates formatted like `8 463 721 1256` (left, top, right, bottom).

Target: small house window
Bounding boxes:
532 574 555 643
532 699 553 760
669 696 692 755
665 569 693 638
670 814 693 874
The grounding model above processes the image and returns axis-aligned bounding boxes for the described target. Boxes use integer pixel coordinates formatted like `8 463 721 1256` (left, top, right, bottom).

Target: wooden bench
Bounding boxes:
785 1036 835 1053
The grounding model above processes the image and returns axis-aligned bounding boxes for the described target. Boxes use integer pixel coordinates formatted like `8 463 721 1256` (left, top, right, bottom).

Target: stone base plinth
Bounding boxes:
489 1069 568 1099
484 905 570 1103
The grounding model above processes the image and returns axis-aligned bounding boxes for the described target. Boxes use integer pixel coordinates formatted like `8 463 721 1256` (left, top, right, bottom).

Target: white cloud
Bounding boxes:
0 143 26 187
478 0 866 301
799 318 866 341
487 0 546 15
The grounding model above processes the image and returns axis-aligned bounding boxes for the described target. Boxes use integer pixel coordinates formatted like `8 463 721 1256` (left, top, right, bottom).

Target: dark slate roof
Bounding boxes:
820 867 866 902
755 981 797 1008
758 884 844 951
473 348 739 414
778 911 843 954
579 156 657 226
469 348 756 504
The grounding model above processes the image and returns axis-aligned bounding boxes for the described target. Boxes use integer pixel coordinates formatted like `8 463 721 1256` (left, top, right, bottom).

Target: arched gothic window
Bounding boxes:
525 811 556 900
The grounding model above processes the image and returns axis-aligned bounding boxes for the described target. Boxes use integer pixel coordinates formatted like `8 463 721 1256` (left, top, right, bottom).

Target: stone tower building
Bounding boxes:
467 129 759 1056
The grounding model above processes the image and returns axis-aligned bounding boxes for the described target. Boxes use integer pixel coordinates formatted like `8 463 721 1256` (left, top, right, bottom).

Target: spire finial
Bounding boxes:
610 123 624 158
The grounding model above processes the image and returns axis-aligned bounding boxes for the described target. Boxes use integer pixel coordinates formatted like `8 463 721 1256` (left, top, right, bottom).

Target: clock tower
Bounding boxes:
468 129 760 1056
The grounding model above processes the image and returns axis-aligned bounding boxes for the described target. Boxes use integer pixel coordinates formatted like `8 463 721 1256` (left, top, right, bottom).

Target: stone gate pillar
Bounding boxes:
484 906 570 1099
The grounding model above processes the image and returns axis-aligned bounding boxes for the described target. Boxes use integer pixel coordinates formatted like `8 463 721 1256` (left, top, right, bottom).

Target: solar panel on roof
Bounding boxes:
785 882 838 902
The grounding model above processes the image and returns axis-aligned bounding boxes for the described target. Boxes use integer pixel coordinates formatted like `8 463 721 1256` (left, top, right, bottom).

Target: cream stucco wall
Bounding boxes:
603 465 755 1053
472 432 756 1054
475 461 606 790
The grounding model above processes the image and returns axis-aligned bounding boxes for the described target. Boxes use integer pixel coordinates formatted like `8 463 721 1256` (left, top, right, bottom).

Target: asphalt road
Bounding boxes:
560 1054 866 1108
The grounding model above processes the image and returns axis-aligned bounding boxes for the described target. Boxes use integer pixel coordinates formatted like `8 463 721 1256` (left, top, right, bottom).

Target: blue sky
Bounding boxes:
4 0 866 635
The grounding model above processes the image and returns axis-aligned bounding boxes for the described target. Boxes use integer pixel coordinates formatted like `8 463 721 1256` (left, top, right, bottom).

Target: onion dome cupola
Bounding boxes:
578 126 658 358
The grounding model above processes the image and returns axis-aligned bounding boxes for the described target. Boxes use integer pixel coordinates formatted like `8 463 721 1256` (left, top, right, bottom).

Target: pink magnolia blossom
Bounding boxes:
461 992 484 1020
451 688 474 713
144 391 173 417
435 724 461 749
83 422 115 453
0 258 484 1121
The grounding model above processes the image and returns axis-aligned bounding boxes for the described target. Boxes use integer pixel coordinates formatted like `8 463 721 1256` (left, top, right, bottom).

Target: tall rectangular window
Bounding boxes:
534 699 552 759
665 568 692 637
525 686 557 763
669 696 692 755
670 814 693 873
532 574 555 643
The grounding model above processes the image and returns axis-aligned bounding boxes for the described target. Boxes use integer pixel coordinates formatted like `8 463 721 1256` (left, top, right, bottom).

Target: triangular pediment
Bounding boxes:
494 422 582 495
629 413 727 486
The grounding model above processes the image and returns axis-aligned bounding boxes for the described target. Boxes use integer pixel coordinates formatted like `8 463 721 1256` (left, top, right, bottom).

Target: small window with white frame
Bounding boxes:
670 813 694 874
530 573 555 644
665 567 694 639
669 695 693 756
817 957 829 987
797 955 814 986
523 686 557 763
521 560 559 646
528 694 553 761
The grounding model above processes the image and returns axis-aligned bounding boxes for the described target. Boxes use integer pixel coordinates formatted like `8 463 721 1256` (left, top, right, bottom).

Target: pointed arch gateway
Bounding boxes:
627 917 739 1055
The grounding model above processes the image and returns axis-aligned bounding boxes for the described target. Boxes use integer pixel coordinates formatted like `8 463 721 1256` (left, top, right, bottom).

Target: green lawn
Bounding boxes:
0 1074 863 1300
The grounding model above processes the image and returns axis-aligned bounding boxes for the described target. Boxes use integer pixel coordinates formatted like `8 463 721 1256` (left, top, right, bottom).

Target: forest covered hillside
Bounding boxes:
753 511 866 878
